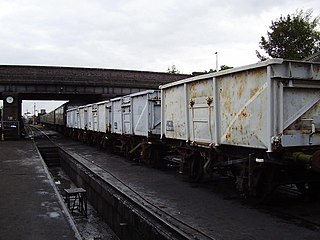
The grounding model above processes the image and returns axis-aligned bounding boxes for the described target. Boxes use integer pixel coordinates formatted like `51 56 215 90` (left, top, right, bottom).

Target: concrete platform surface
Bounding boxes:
0 139 80 240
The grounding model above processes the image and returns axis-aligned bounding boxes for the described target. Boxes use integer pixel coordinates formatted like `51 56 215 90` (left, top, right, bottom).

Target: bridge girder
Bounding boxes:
0 65 190 102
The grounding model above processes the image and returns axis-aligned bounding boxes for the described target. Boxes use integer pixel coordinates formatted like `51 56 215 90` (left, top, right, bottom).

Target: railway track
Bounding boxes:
29 125 320 239
30 125 216 240
259 185 320 231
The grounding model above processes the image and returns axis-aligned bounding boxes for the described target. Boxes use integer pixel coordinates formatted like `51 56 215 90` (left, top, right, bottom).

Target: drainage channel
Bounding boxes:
36 143 183 240
48 164 119 240
31 126 214 240
58 148 214 240
38 146 60 166
31 128 119 240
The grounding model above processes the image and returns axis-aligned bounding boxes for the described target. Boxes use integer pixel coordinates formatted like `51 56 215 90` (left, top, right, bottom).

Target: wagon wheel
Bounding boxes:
81 132 86 143
101 136 113 153
105 140 113 153
230 165 242 178
142 145 161 168
190 154 205 182
150 145 165 168
97 135 103 150
124 142 132 160
86 133 93 146
254 166 277 202
93 134 101 146
296 182 320 197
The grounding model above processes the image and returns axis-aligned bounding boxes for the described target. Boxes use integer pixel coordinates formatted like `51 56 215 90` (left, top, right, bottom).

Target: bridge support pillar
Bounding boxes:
1 94 21 140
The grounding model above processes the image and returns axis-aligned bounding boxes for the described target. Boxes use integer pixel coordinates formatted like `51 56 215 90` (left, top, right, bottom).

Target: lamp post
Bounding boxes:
215 52 219 72
33 103 36 125
1 106 4 141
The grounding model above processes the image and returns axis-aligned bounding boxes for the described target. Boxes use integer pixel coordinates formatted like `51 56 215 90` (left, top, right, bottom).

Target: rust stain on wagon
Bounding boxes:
237 80 245 99
224 98 232 113
250 87 259 98
234 71 248 99
226 133 231 140
241 110 248 118
189 79 211 99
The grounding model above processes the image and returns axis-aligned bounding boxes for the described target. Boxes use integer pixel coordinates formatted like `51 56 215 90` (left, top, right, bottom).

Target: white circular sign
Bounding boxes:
6 96 14 104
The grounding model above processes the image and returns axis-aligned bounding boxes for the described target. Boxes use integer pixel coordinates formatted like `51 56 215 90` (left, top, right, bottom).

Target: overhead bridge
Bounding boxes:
0 65 190 100
0 65 190 139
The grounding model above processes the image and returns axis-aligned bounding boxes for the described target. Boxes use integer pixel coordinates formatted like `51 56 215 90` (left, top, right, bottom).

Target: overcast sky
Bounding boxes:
0 0 319 113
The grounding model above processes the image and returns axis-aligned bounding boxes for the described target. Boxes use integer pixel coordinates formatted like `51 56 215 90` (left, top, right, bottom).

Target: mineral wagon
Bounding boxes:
160 59 320 198
40 59 320 199
65 90 162 159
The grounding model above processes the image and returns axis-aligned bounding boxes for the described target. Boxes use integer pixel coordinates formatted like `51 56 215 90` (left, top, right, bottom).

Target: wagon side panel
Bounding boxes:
218 68 269 149
162 84 187 140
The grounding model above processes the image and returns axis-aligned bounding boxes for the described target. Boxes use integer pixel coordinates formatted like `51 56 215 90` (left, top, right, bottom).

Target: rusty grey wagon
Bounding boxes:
160 59 320 198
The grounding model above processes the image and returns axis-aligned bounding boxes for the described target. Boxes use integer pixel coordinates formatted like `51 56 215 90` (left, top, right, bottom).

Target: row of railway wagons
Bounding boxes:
40 59 320 200
39 103 82 132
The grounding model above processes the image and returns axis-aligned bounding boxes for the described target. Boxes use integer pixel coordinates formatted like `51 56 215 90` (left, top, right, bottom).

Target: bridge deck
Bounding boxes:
0 139 80 240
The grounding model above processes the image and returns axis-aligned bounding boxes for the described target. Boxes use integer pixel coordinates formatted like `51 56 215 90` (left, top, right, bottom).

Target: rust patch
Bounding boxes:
239 125 244 133
223 95 232 113
226 133 231 140
189 99 195 107
189 79 211 99
235 72 247 99
238 82 245 99
240 109 248 119
189 81 198 98
250 87 259 98
206 96 213 105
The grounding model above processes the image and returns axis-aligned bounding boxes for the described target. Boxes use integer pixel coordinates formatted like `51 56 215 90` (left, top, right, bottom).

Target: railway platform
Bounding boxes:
0 139 80 240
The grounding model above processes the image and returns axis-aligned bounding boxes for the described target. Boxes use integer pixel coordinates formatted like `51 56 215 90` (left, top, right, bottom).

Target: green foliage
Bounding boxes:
204 65 233 73
220 65 233 71
258 9 320 60
167 64 180 74
204 69 215 73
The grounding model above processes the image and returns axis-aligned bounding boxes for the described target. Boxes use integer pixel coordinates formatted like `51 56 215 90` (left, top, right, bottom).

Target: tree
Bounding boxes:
204 65 233 73
257 9 320 60
220 65 233 71
167 64 180 74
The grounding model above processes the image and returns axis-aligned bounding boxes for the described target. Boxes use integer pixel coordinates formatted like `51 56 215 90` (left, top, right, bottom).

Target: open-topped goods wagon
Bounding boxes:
160 59 320 199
